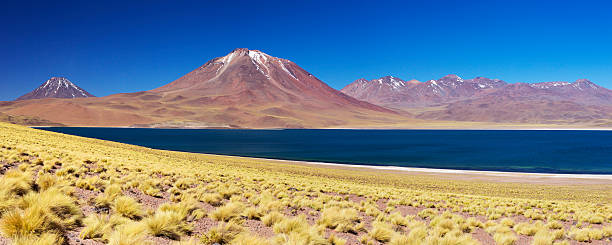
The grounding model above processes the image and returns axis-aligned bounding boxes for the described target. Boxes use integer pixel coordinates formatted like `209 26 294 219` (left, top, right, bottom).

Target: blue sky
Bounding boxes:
1 0 611 100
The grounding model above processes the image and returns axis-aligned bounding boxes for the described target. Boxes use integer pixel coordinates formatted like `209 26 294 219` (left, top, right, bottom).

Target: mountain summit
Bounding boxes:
152 48 389 112
16 77 94 100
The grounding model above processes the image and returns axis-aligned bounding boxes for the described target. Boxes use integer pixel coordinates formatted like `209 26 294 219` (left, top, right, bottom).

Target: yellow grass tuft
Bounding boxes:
107 221 147 245
368 221 394 242
145 210 192 240
201 220 244 244
210 201 244 222
318 207 360 233
262 211 285 227
112 196 144 219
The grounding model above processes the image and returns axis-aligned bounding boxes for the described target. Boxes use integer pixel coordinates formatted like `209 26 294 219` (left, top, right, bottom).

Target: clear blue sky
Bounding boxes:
1 0 611 100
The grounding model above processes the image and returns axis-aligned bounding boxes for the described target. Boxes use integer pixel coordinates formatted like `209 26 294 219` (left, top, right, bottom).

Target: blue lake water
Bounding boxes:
36 128 612 174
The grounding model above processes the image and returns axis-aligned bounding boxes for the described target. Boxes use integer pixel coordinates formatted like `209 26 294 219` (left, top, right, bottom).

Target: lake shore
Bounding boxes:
32 125 612 130
221 155 612 185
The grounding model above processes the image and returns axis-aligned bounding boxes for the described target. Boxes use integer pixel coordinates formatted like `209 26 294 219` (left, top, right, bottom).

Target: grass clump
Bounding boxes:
112 196 144 219
493 231 517 245
368 221 394 242
94 184 122 209
417 208 437 219
145 209 192 240
262 211 285 226
79 213 135 242
210 201 244 222
1 187 82 242
201 220 244 244
201 193 224 206
107 221 147 245
514 221 543 236
318 207 360 233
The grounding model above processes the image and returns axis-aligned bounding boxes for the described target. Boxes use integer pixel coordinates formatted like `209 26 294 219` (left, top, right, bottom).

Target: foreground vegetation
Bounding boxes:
0 122 610 245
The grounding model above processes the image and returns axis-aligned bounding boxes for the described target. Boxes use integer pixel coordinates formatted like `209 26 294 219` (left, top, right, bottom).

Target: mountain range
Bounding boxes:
342 75 612 125
1 49 611 128
0 49 410 128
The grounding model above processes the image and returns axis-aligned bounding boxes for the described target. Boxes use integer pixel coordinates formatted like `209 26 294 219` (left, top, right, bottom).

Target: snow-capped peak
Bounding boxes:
248 50 268 65
39 77 88 97
16 77 94 100
372 76 407 90
246 50 270 78
214 49 301 81
572 79 598 90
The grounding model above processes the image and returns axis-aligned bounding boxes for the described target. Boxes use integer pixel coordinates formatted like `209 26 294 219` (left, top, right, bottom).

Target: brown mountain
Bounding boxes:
152 48 389 113
342 76 612 125
0 49 409 128
16 77 94 100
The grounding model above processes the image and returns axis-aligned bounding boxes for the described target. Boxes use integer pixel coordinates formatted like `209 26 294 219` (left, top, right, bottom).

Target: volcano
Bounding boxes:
16 77 94 100
152 48 389 112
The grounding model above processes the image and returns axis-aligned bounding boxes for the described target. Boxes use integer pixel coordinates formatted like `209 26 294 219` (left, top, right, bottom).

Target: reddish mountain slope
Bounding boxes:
153 48 389 112
16 77 94 100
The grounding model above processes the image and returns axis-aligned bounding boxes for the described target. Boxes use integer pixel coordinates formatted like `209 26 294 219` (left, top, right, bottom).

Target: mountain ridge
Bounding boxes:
1 49 610 128
341 75 612 124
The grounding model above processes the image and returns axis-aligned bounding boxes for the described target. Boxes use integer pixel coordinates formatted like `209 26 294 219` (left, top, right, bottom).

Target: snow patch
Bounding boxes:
428 80 444 95
530 82 570 89
248 50 271 79
221 51 237 65
388 77 406 90
278 60 298 80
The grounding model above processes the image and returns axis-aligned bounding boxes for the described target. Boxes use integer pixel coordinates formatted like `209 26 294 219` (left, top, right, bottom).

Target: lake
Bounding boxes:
36 128 612 174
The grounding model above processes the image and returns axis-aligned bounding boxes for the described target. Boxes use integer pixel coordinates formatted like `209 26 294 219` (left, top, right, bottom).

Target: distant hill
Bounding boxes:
16 77 94 100
0 112 64 126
